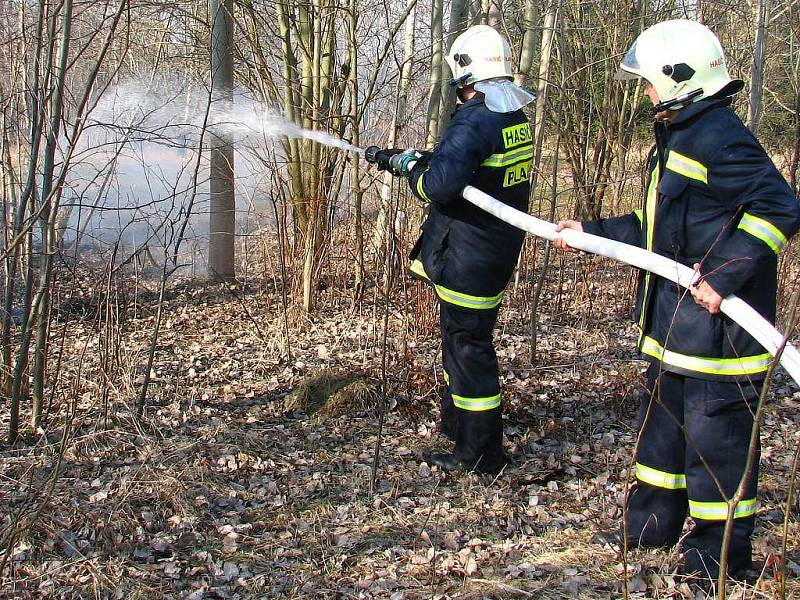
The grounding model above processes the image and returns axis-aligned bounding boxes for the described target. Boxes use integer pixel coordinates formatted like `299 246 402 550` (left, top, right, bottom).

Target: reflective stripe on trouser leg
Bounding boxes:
681 376 761 577
440 324 458 443
440 302 503 470
627 364 688 547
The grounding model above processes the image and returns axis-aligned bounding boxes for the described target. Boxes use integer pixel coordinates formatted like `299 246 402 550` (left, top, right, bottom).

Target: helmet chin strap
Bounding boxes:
652 88 703 114
449 72 472 88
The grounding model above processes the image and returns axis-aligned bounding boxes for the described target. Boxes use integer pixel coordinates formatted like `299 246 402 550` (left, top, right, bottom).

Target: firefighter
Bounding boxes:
371 25 535 474
553 19 800 577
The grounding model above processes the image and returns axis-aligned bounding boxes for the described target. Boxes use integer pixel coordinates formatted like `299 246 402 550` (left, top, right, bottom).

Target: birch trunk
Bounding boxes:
746 0 767 133
437 0 467 133
530 2 558 203
373 0 416 252
515 0 540 86
348 0 365 297
425 0 444 147
31 0 73 429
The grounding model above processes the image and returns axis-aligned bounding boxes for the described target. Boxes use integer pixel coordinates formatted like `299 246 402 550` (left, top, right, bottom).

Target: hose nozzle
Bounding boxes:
364 146 381 165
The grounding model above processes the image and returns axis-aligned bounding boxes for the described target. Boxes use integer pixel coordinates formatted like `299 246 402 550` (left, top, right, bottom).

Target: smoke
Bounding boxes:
60 77 359 272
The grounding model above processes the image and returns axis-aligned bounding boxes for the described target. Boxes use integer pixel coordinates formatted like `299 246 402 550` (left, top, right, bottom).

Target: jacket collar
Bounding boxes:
667 97 732 127
458 95 486 110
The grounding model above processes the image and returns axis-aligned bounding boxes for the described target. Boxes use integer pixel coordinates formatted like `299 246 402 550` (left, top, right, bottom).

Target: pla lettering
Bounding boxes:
503 161 531 187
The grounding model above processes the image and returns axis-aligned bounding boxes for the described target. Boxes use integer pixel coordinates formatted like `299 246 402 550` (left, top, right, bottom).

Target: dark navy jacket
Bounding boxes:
584 98 799 380
407 96 532 310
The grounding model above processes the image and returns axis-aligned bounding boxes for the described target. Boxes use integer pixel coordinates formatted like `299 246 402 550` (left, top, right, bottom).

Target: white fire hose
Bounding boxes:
461 185 800 386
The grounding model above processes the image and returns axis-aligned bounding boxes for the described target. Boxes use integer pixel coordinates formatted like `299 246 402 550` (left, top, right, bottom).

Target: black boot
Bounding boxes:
428 451 462 472
428 451 509 475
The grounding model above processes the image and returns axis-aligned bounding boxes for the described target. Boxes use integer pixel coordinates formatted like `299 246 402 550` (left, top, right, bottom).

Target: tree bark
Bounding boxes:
31 0 73 430
515 0 540 86
746 0 767 133
208 0 236 281
425 0 444 147
373 0 416 254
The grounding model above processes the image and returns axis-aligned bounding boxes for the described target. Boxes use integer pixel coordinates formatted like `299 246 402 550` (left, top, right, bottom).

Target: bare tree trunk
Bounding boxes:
425 0 444 147
437 0 468 132
2 0 46 441
530 1 558 202
529 1 562 365
485 0 501 26
275 0 305 204
791 91 800 193
32 0 73 430
746 0 767 133
469 0 484 24
373 0 416 252
208 0 236 281
347 0 364 300
515 0 540 86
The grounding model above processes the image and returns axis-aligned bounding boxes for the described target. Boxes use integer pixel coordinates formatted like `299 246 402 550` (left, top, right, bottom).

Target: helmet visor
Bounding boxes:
614 41 641 81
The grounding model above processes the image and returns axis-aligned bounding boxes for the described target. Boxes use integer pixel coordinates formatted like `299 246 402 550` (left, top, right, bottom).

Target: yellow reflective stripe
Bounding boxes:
452 392 501 411
638 162 660 338
689 498 758 520
666 150 708 184
635 463 687 489
416 172 432 203
738 212 788 254
409 258 428 280
433 284 503 309
444 370 501 411
645 163 659 251
641 336 772 376
410 258 502 309
634 209 643 223
482 145 533 168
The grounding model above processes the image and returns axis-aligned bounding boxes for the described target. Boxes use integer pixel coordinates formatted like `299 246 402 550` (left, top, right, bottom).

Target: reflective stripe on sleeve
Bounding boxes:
452 392 501 411
738 212 788 254
641 336 772 377
665 150 708 184
416 172 432 203
409 258 428 280
689 498 758 520
481 145 534 168
634 209 643 223
635 463 687 489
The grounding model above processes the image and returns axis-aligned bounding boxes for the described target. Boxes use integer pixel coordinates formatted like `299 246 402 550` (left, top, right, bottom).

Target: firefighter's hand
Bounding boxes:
553 220 583 253
691 263 723 315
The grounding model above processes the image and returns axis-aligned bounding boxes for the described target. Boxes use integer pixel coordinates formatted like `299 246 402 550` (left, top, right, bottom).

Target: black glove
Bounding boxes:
388 149 429 177
413 150 432 168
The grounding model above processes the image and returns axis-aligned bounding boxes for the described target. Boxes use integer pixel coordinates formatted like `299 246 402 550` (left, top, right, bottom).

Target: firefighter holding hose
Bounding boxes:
554 20 799 578
366 25 535 474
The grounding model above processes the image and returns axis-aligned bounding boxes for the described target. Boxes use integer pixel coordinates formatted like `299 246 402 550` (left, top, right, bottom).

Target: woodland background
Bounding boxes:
1 0 800 597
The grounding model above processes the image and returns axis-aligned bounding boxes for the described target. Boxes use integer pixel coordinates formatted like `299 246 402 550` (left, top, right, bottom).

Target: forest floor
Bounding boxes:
1 255 799 599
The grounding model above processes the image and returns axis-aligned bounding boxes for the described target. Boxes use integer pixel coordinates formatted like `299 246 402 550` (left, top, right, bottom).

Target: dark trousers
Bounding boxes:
439 302 504 472
628 364 761 577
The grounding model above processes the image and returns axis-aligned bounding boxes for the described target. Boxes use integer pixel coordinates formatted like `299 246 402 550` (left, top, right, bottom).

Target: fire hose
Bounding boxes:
463 185 800 386
363 146 800 386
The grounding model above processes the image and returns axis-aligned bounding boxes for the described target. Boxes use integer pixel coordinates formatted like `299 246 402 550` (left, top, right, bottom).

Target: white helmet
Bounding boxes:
615 19 743 109
446 25 514 88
